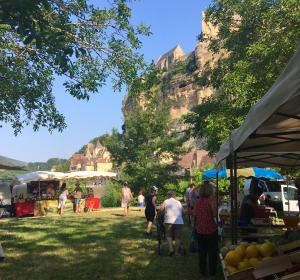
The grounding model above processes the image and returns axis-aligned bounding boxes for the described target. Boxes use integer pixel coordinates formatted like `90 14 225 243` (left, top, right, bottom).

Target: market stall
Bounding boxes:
214 42 300 279
0 155 28 261
13 171 67 217
65 171 117 211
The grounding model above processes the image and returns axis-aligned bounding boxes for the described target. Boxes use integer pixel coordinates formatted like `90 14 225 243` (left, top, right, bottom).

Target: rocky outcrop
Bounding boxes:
123 13 219 122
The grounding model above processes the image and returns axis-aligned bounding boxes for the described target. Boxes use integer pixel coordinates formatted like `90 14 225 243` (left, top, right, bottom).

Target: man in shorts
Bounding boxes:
159 191 184 256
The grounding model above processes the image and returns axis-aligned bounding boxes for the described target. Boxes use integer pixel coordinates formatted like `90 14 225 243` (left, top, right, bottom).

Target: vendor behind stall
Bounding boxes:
239 178 263 225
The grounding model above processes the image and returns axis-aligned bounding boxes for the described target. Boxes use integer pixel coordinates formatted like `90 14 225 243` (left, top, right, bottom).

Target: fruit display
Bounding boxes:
221 241 278 275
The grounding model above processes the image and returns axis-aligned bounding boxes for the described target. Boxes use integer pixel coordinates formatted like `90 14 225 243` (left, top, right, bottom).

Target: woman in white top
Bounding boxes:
121 182 133 216
159 190 184 256
58 183 69 215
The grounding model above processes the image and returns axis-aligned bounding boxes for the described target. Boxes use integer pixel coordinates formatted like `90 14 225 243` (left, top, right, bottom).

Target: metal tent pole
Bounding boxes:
233 152 238 244
216 171 219 226
230 154 234 244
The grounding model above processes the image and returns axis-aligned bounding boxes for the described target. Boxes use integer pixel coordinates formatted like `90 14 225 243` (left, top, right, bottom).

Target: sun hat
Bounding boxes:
151 186 158 192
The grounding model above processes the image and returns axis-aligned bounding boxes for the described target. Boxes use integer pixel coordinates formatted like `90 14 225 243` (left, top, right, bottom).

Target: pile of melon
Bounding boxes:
221 242 277 274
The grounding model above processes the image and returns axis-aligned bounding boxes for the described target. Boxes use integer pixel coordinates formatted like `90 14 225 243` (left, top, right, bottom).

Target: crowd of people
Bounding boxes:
120 181 219 277
57 181 83 215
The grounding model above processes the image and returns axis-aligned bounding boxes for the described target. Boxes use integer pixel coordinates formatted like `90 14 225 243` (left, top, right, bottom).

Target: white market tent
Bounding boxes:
15 170 117 183
215 42 300 244
217 42 300 169
65 171 117 179
16 171 66 183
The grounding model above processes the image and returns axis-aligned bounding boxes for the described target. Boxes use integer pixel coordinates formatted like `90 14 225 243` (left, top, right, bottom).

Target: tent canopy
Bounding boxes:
203 167 283 180
217 42 300 169
16 171 66 183
0 155 28 171
15 170 117 183
65 171 117 179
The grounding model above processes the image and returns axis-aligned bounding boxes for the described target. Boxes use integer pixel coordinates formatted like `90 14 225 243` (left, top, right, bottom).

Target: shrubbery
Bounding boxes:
101 181 122 207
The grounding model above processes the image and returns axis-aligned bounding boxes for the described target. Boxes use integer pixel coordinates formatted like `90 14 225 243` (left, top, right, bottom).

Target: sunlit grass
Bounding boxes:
0 209 224 280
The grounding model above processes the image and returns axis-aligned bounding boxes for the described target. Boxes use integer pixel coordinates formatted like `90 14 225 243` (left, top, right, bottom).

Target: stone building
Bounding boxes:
69 141 113 172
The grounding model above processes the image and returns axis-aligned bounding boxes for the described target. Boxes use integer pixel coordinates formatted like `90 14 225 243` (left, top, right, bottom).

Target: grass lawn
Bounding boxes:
0 208 224 280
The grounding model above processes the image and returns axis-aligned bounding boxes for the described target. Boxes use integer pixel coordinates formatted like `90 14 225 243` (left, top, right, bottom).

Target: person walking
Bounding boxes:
186 183 196 225
194 181 218 277
74 182 83 213
121 182 133 216
159 190 184 256
58 183 69 215
145 186 158 237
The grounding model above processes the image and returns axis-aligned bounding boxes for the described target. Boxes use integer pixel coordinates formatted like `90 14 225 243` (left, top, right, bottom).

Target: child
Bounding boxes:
137 191 145 208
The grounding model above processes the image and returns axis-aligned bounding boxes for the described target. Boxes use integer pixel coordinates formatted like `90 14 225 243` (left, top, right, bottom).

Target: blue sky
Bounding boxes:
0 0 211 162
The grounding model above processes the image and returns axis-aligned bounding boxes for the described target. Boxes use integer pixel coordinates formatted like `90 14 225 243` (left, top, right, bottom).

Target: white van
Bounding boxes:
244 178 299 213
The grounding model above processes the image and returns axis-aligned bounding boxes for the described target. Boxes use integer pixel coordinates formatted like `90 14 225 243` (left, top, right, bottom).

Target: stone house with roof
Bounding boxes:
69 140 113 172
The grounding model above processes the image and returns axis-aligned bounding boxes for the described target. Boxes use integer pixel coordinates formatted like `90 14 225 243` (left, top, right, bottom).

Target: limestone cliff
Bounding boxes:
122 13 219 121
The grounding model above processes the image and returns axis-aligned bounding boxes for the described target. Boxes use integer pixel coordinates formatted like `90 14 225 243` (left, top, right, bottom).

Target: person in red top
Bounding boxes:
194 181 218 277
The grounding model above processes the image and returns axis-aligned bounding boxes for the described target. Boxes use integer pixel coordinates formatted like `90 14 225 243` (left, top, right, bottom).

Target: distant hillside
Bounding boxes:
28 158 68 171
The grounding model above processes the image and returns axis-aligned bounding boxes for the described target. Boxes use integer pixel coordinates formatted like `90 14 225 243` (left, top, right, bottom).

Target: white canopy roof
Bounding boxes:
65 171 117 179
217 42 300 169
16 171 66 183
15 170 117 183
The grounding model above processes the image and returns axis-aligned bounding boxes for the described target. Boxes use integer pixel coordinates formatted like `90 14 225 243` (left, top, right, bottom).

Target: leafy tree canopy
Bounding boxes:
0 0 151 134
184 0 300 154
105 69 188 192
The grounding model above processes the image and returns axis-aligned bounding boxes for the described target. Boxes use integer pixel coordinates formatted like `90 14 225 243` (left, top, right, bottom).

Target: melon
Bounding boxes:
249 257 259 267
225 250 242 267
246 245 259 258
238 260 250 270
226 265 237 274
235 244 246 258
259 242 276 257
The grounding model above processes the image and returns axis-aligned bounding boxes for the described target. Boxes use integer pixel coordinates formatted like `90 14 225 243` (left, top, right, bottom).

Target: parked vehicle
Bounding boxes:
244 177 299 213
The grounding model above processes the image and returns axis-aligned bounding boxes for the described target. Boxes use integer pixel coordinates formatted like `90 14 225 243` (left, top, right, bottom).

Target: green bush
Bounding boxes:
101 181 122 207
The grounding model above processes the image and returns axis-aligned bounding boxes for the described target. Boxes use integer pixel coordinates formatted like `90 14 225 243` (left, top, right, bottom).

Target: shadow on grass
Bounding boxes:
0 212 224 280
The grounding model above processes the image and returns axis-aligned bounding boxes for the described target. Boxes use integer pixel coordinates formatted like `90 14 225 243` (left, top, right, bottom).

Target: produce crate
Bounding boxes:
219 253 254 280
252 255 292 279
280 271 300 280
278 240 300 255
252 251 300 279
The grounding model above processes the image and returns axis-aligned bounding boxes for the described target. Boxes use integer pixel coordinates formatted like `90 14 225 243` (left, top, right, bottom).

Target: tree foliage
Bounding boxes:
28 157 68 171
0 0 150 133
184 0 300 153
105 70 188 192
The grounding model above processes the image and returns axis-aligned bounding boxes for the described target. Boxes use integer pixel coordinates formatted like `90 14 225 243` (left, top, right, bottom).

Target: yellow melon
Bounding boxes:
259 242 276 257
225 250 242 267
238 260 250 270
226 265 238 274
246 245 259 258
235 244 246 258
249 257 259 267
